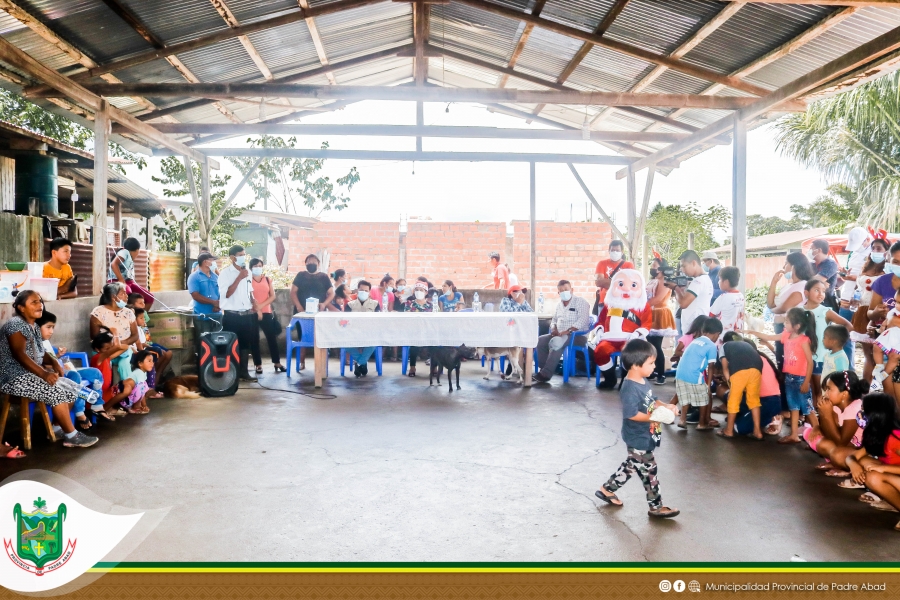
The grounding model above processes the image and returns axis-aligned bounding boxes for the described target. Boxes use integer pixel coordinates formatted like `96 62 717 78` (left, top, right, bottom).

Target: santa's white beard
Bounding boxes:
605 292 647 313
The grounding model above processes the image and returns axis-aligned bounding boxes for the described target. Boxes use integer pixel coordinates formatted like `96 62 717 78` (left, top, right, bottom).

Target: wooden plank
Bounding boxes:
136 123 693 142
314 346 326 387
297 0 336 85
626 166 636 252
616 23 900 178
524 347 533 387
93 100 109 297
173 148 636 165
455 0 771 97
210 0 275 81
76 83 806 109
83 0 384 79
0 156 13 212
414 0 428 86
497 0 547 88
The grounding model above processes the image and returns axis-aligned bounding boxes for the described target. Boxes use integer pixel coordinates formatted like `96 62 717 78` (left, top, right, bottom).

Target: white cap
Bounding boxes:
845 227 868 252
701 250 719 261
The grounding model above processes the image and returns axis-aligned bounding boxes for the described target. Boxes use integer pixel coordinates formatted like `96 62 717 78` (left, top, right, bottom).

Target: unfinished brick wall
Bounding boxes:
286 222 400 284
406 221 507 288
512 221 614 304
286 220 613 302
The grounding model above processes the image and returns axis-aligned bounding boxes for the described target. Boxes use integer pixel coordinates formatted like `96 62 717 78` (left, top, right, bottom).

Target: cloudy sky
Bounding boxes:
122 100 828 235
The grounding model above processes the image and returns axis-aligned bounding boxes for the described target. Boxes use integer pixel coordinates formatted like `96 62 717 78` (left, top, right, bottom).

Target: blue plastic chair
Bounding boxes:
59 351 90 368
481 355 506 372
563 315 597 383
340 347 383 376
401 346 410 375
595 351 622 387
286 317 327 377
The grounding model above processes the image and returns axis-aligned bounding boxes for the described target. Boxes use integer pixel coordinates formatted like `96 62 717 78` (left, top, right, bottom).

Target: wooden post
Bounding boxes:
524 347 533 388
732 115 748 293
93 99 109 296
529 162 536 300
200 158 212 249
688 232 694 251
0 156 14 212
642 233 650 281
145 216 153 250
180 218 188 289
626 166 636 257
113 198 121 232
314 346 326 388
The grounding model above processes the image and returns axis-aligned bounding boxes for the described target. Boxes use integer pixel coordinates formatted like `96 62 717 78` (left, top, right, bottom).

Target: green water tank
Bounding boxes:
15 154 58 217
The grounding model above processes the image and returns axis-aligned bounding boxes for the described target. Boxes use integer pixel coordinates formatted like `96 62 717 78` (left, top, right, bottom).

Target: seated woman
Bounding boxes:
803 370 866 475
328 284 350 312
844 393 900 521
90 283 140 401
0 291 98 449
438 280 464 312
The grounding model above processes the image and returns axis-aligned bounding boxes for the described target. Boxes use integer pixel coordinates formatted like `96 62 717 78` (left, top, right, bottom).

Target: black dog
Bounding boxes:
428 345 477 392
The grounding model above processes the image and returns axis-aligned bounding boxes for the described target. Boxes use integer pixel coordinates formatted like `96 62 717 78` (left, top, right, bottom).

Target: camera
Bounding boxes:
652 266 693 287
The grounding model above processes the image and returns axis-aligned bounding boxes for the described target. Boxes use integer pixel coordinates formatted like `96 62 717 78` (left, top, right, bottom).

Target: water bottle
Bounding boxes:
432 292 439 312
538 292 545 313
382 291 389 312
851 289 861 311
473 292 481 312
78 383 101 406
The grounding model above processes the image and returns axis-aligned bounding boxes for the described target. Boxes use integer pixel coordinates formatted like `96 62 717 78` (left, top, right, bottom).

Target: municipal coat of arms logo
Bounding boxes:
4 497 76 576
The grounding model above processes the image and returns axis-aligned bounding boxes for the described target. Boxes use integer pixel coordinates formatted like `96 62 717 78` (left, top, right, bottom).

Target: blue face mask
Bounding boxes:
235 255 246 268
702 264 709 273
115 300 127 309
251 267 263 277
885 263 900 276
560 290 572 302
870 252 886 264
784 270 792 281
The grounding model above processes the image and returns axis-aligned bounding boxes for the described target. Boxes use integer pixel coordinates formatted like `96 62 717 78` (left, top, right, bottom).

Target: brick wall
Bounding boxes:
287 222 400 284
406 221 507 288
512 221 613 304
286 220 613 302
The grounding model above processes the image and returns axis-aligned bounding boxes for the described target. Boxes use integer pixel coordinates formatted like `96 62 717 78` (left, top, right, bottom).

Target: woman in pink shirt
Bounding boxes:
249 258 285 374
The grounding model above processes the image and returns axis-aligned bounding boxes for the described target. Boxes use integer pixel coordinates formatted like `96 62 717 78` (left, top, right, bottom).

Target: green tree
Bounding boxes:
229 136 360 218
150 157 248 255
0 89 146 174
645 202 730 263
746 214 799 237
773 70 900 230
788 184 864 233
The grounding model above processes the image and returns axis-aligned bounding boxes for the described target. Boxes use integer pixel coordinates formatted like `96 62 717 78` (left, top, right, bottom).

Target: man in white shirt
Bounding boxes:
667 250 712 336
218 245 259 382
533 280 592 383
708 266 745 340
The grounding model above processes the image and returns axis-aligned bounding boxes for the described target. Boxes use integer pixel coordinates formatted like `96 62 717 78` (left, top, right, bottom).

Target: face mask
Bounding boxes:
357 291 369 302
251 267 263 277
784 270 792 281
702 264 709 273
885 263 900 276
807 251 816 261
415 291 426 300
235 255 246 267
871 252 886 264
609 250 622 262
385 286 394 293
306 263 317 273
649 268 659 278
115 300 127 309
560 290 572 302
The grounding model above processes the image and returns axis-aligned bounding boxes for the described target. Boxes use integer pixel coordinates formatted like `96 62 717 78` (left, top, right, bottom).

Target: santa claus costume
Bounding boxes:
594 269 653 389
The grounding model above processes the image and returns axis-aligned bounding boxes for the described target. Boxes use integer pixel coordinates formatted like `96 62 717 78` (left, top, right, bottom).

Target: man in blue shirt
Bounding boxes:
187 252 222 352
701 250 723 300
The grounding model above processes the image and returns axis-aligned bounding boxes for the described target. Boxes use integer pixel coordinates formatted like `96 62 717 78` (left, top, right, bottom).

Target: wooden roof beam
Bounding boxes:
414 0 428 86
297 0 337 85
454 0 771 96
52 82 808 110
0 32 214 166
497 0 546 88
209 0 274 81
615 22 900 178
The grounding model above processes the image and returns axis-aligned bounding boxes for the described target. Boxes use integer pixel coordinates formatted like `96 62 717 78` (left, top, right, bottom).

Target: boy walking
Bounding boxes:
676 317 723 429
595 339 681 519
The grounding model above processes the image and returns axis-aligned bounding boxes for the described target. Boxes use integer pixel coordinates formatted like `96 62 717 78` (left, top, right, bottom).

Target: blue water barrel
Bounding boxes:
15 154 58 217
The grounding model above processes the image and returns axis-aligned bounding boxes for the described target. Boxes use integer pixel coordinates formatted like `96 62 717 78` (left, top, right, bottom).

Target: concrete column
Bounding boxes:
416 101 423 153
200 158 212 249
93 99 109 295
732 115 747 293
529 162 536 298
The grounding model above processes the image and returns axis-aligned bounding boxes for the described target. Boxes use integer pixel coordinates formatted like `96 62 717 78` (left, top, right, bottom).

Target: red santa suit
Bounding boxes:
593 269 652 387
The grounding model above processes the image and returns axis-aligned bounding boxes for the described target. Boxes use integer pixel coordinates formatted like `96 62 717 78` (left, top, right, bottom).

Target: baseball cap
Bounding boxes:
845 227 868 252
701 250 718 261
508 285 524 293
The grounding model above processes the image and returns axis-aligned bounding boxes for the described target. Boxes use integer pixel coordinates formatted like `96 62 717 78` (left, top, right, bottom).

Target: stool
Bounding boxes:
0 394 57 450
595 352 623 388
340 347 383 376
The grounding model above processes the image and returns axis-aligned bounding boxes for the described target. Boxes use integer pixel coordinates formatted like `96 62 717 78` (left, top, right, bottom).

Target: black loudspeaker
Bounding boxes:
198 331 239 397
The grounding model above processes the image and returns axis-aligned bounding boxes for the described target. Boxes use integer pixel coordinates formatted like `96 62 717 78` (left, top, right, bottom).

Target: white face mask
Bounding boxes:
807 250 816 261
385 286 394 293
560 290 572 302
235 255 246 267
415 291 426 300
609 250 623 262
357 291 369 302
251 267 263 277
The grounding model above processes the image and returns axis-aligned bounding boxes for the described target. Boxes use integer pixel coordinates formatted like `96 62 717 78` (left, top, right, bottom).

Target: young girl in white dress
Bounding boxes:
873 288 900 384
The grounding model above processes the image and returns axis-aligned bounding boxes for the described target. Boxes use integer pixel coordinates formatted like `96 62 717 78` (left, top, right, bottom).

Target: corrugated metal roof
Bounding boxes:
0 0 899 161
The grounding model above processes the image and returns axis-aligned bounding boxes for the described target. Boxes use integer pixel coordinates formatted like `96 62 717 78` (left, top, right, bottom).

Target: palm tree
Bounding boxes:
773 70 900 231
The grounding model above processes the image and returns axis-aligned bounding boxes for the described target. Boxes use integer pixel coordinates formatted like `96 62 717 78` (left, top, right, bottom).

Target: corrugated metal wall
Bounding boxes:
149 251 186 292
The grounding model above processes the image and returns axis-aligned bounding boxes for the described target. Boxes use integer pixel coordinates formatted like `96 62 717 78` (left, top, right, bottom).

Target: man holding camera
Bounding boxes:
666 250 713 336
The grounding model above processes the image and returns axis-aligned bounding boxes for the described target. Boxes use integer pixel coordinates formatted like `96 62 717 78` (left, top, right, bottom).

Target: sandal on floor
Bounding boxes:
76 417 93 431
150 391 164 399
648 506 680 519
825 469 851 478
594 487 623 506
707 419 721 427
92 409 115 422
815 461 832 470
859 492 880 504
838 479 864 489
777 436 800 444
408 367 416 377
765 416 783 436
715 429 734 438
1 443 25 459
255 366 263 374
274 364 286 373
872 500 899 512
108 408 127 417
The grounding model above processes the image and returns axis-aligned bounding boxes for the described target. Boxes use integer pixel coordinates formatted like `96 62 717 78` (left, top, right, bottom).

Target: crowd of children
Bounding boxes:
599 236 900 530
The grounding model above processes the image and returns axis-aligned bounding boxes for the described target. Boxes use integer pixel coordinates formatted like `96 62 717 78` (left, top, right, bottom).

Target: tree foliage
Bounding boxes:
746 184 864 237
0 89 147 174
150 157 248 254
645 202 731 263
773 70 900 230
228 136 359 218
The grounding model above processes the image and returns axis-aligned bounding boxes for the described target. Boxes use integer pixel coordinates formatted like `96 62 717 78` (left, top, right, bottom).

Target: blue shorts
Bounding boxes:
148 342 169 354
812 361 823 375
784 374 812 415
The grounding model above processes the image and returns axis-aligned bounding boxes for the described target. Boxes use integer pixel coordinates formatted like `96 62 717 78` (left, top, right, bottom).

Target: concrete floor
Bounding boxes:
1 358 897 563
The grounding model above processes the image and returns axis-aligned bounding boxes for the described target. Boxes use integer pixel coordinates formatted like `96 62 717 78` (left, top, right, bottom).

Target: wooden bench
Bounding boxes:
0 394 57 450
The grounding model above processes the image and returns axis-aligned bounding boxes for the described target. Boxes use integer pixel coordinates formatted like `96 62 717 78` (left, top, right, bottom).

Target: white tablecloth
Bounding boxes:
307 311 539 348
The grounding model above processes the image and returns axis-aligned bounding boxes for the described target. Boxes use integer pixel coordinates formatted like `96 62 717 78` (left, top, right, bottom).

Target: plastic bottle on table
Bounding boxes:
432 292 439 312
473 292 481 312
538 292 545 313
382 290 389 312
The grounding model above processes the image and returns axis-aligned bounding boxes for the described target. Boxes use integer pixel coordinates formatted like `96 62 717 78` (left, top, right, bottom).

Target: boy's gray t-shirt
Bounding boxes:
620 378 660 451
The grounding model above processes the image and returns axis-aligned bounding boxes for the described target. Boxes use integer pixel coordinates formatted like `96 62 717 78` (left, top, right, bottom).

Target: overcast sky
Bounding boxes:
122 100 829 235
